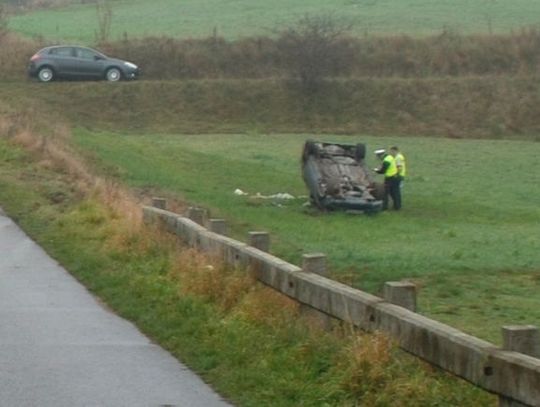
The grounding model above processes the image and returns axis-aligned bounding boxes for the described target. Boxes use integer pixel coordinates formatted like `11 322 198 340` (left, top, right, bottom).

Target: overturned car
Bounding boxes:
301 140 383 213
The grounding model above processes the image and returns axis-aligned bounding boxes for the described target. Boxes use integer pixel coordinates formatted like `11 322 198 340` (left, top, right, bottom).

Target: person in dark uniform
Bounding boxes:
374 149 401 210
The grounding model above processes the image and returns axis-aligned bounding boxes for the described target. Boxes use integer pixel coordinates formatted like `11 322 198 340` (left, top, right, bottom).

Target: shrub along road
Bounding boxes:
0 207 231 407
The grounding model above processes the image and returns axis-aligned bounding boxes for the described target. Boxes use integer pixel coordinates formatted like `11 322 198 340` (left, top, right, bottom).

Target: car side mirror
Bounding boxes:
94 55 104 61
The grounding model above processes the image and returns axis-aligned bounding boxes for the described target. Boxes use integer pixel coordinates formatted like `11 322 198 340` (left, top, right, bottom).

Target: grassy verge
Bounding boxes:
3 78 540 138
71 130 540 344
0 135 494 406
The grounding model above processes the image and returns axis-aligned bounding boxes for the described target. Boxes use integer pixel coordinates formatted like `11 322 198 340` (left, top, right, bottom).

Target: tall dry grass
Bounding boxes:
337 332 394 396
0 33 41 81
0 104 143 233
98 28 540 81
166 237 305 332
3 24 540 82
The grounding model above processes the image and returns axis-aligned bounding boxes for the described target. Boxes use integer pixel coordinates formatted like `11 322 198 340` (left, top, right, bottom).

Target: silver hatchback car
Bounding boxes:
28 45 139 82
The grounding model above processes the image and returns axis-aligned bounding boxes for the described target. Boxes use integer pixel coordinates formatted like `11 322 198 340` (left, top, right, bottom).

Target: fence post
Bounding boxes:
209 219 228 236
499 325 539 407
151 197 167 210
302 253 327 276
248 231 270 252
187 207 207 226
383 282 417 312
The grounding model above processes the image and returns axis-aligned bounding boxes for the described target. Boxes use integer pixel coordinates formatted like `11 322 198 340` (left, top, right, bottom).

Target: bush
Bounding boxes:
276 14 355 91
0 33 41 81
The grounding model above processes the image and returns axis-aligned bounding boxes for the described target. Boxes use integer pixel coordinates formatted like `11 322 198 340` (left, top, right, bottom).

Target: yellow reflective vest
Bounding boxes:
383 154 398 177
395 152 406 177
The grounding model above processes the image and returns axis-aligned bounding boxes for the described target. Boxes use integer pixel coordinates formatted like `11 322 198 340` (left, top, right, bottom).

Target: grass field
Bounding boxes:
72 129 540 344
0 135 494 406
9 0 540 43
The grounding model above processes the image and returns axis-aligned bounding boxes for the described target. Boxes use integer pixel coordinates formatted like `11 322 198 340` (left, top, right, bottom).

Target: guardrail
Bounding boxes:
143 200 540 407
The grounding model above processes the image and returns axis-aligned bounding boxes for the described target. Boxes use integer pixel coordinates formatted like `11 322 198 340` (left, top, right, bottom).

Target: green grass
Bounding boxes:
72 129 540 343
9 0 540 43
0 137 494 406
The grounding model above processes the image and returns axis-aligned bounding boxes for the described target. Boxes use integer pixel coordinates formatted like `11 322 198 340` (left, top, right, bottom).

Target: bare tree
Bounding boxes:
277 14 354 92
95 0 112 43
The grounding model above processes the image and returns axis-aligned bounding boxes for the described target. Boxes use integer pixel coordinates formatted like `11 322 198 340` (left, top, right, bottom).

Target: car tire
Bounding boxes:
310 194 326 210
105 67 122 82
37 67 54 82
355 143 366 160
306 140 321 156
371 182 385 200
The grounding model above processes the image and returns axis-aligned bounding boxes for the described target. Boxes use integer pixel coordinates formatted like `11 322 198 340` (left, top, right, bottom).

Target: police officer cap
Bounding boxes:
374 149 386 155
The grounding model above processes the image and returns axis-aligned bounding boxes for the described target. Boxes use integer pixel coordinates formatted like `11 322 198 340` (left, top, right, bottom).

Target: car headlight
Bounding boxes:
124 62 137 69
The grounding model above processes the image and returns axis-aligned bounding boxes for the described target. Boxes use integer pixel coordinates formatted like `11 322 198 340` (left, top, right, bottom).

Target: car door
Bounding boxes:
73 47 105 78
48 47 77 76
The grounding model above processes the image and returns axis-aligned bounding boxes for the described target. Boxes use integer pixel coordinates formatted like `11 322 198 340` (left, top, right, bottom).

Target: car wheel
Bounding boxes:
37 67 54 82
106 68 122 82
302 140 320 163
310 194 325 210
355 143 366 160
371 182 385 200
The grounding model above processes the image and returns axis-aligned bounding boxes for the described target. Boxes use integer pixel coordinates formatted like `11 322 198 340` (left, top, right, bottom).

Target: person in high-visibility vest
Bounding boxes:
374 148 401 210
390 146 406 189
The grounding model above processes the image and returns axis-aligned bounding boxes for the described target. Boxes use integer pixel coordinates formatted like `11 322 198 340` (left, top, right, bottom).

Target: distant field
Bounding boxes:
9 0 540 43
73 129 540 343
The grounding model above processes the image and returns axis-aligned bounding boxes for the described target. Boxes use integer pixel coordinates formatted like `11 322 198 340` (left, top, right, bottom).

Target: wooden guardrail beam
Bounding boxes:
142 205 540 406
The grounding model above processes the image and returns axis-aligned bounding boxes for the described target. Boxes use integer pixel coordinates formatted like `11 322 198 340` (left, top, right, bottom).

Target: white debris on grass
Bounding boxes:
270 193 295 200
234 189 297 200
251 192 296 200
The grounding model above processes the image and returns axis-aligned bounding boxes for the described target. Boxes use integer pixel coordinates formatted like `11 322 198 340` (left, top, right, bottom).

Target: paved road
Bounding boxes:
0 207 232 407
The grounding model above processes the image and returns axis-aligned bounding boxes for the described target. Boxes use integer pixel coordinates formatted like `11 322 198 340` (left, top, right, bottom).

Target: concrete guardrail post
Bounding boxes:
187 207 207 226
300 253 332 330
209 219 228 236
383 281 417 312
302 253 327 276
499 325 540 407
151 197 167 209
248 232 270 253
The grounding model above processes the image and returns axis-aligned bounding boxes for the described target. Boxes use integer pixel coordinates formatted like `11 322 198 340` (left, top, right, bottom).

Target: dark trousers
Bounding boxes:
383 177 401 210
